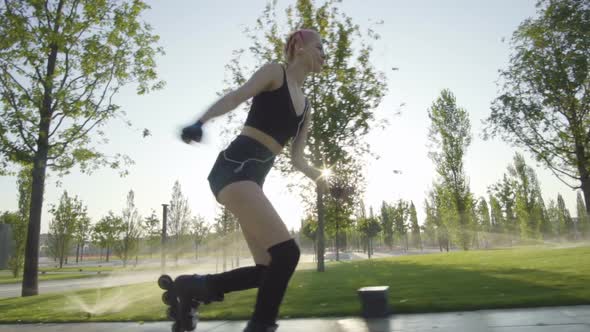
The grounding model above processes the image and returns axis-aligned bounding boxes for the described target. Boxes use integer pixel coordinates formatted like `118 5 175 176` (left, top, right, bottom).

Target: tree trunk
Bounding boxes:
76 243 80 263
21 0 64 296
316 190 325 272
581 177 590 216
106 246 110 262
22 146 50 296
80 242 84 262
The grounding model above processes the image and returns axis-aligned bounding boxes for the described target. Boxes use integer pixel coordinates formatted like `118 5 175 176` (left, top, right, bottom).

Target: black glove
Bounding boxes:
181 120 204 143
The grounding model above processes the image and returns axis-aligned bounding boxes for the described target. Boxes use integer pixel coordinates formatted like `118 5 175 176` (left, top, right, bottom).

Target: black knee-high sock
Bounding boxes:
206 264 268 294
251 239 300 325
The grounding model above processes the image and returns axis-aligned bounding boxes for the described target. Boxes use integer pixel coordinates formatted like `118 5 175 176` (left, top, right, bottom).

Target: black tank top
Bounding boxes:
244 64 309 147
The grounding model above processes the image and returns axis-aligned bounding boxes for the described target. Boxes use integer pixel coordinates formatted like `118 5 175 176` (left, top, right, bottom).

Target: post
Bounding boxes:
161 204 168 274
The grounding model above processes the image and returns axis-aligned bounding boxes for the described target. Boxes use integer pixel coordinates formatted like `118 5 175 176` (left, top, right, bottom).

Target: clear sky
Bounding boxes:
0 0 583 234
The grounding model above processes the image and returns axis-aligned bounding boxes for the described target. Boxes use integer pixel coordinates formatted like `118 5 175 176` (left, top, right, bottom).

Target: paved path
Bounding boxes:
1 305 589 331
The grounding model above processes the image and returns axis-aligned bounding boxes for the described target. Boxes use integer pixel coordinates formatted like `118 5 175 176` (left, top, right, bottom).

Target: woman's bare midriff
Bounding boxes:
240 125 283 156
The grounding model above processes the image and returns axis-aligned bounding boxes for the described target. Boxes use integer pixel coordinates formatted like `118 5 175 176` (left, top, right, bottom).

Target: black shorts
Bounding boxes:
207 135 276 199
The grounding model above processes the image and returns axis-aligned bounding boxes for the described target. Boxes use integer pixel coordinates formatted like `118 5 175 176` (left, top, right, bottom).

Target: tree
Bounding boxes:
168 181 191 265
324 160 363 260
392 199 409 251
359 208 381 258
475 198 492 248
0 0 164 296
508 153 544 240
140 210 161 259
7 167 32 277
577 191 589 238
92 211 123 262
380 201 394 250
115 190 141 267
424 186 450 252
557 193 574 239
223 0 387 272
489 174 518 243
190 215 210 261
409 201 422 250
546 199 560 238
73 211 90 263
485 0 590 221
301 216 318 260
48 191 85 268
0 212 19 276
214 207 238 272
427 89 474 250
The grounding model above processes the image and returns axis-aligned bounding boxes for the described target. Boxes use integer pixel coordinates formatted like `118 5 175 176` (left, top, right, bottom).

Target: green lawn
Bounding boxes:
0 272 111 285
0 245 589 323
38 266 118 273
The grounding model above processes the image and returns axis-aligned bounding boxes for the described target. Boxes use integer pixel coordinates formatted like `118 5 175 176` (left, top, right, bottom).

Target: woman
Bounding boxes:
176 28 328 332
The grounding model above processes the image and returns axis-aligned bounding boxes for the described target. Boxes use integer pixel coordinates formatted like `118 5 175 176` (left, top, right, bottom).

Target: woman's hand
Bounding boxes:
181 120 204 143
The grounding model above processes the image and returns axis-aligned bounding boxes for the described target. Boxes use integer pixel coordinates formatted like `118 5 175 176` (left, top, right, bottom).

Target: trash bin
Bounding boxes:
357 286 390 318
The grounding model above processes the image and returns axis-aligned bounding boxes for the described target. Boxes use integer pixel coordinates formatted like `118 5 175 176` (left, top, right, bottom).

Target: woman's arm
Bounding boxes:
198 62 281 123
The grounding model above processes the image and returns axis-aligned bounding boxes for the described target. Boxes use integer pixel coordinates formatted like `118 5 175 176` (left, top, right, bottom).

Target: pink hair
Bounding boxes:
284 29 316 62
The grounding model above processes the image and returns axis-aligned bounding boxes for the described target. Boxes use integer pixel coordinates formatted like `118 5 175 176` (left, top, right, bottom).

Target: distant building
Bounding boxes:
0 224 14 269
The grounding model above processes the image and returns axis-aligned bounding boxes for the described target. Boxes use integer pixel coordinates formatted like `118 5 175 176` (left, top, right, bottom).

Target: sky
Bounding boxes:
0 0 583 234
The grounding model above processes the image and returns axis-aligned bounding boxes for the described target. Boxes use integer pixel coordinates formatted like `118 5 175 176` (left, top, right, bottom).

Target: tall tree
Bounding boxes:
424 186 450 252
488 195 504 236
380 201 394 250
73 211 90 263
91 211 123 263
190 215 210 261
140 210 161 259
0 212 21 276
392 199 409 251
485 0 590 219
557 193 574 239
357 202 381 259
301 216 318 261
409 201 422 250
475 197 492 248
223 0 387 272
116 190 141 267
546 199 560 238
214 207 238 272
427 89 473 250
8 167 32 277
508 153 544 239
489 174 518 242
324 160 363 260
0 0 164 296
48 191 85 268
168 181 191 265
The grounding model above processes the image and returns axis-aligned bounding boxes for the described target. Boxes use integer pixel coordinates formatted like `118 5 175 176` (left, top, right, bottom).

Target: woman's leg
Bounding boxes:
217 181 300 327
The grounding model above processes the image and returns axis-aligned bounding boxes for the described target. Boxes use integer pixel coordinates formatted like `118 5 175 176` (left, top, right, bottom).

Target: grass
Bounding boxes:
0 245 589 323
0 272 110 285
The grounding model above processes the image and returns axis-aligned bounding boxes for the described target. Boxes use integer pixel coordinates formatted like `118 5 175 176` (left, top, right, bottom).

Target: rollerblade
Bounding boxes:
158 274 223 332
243 321 279 332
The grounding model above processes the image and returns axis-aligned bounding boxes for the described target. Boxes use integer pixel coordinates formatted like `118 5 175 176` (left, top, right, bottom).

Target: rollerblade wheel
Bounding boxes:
158 275 173 290
162 291 176 305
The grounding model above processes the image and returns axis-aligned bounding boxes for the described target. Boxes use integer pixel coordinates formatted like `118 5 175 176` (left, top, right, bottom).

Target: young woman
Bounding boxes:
176 28 328 332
